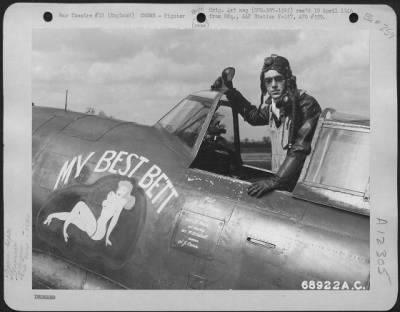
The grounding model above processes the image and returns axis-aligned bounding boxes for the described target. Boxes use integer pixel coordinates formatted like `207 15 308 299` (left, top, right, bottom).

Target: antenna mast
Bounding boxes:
64 89 68 111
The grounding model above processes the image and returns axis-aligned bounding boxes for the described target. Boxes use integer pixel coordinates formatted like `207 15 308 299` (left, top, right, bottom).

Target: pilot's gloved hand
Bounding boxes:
247 177 280 198
211 76 234 90
224 79 233 90
211 76 224 90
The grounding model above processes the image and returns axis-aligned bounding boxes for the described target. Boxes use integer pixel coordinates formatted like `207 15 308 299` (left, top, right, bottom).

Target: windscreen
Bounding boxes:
305 127 369 194
158 97 213 149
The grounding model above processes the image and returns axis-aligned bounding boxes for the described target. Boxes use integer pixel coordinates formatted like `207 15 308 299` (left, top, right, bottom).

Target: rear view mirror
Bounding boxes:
222 67 235 83
210 67 235 91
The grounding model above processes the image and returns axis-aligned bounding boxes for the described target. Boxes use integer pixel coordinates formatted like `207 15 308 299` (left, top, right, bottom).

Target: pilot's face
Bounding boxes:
264 70 286 100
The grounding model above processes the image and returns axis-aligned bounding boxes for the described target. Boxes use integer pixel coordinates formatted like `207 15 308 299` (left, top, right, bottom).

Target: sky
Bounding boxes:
32 28 369 130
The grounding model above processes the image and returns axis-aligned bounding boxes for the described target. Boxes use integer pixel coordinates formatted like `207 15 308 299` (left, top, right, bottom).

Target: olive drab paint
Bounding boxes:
53 150 179 214
32 90 370 290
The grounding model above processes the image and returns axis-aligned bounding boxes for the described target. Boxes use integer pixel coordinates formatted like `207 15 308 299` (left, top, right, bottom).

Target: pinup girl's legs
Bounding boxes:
44 201 97 242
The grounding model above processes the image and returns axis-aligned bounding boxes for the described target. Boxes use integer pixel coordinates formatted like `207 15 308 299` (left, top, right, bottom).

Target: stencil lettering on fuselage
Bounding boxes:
53 150 179 214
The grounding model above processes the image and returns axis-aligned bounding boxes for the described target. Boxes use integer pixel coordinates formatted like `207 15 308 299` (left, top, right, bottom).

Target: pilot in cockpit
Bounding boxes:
212 55 322 197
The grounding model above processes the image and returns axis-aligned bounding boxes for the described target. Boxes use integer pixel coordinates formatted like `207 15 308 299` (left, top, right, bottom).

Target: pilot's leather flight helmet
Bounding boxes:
259 54 292 104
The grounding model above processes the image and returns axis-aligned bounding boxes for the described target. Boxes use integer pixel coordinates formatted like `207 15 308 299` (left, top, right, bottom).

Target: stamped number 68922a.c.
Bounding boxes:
301 280 367 290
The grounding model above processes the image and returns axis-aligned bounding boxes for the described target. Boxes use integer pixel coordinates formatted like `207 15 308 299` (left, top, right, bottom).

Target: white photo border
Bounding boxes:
3 3 397 311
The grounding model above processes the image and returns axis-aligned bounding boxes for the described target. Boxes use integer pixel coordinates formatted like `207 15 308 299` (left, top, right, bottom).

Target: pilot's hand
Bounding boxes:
224 79 233 90
247 177 280 198
211 76 233 90
211 76 224 90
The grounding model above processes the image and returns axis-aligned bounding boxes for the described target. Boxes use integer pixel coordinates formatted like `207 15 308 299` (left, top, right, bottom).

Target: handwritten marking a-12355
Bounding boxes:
53 150 178 214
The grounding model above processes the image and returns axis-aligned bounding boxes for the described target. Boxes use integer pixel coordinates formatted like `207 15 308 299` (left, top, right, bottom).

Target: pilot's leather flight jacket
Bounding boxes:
227 88 322 192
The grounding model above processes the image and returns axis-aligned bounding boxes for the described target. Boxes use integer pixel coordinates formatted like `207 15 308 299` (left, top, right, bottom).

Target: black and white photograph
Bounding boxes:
31 28 370 290
3 3 397 311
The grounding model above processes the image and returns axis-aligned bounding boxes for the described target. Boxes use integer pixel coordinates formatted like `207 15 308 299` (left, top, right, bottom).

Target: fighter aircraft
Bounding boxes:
32 69 370 290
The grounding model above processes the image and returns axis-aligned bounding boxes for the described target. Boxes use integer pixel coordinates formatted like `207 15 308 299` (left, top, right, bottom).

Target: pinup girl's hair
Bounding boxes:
118 180 136 210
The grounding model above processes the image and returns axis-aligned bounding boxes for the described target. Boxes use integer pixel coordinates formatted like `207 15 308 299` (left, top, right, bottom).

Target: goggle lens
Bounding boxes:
264 76 284 84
